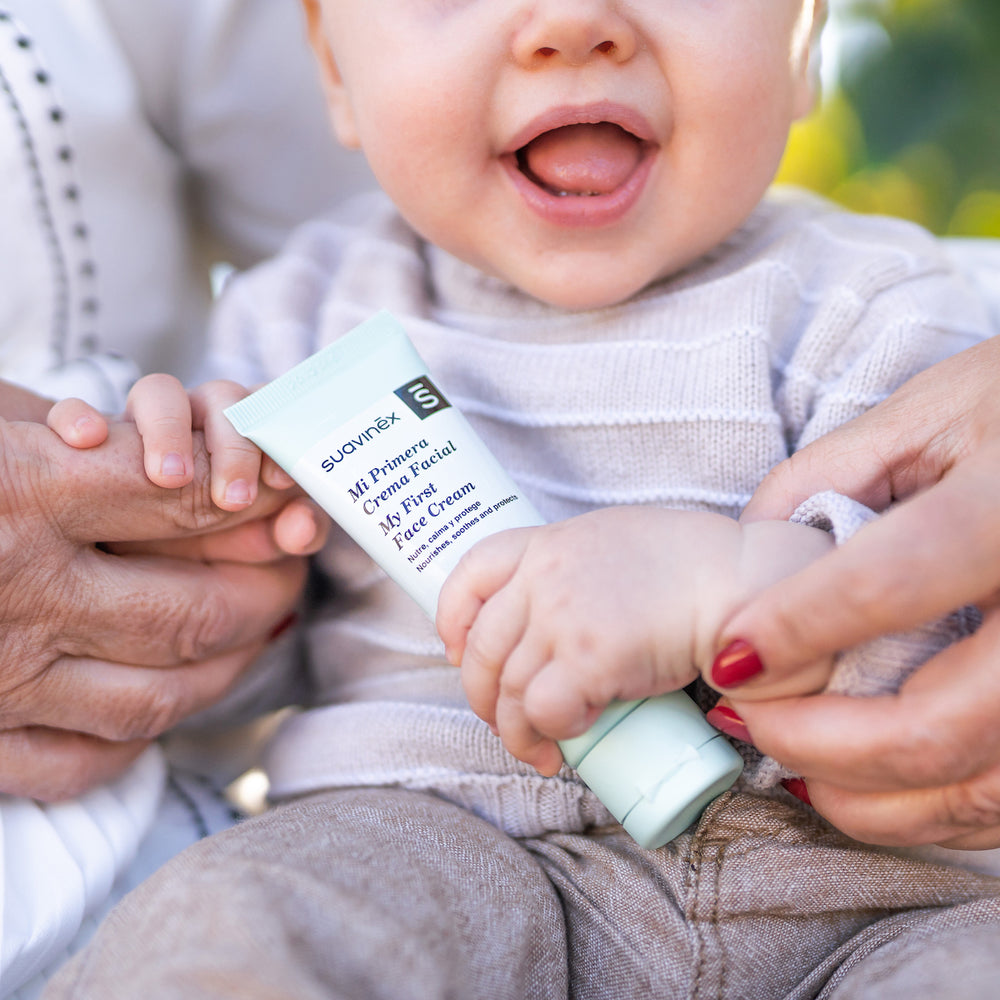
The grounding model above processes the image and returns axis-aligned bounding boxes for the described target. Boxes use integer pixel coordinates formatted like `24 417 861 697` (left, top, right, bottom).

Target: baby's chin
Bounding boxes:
506 262 676 312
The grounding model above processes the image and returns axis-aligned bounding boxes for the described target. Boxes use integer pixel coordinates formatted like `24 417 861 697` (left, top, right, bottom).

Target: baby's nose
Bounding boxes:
510 0 638 67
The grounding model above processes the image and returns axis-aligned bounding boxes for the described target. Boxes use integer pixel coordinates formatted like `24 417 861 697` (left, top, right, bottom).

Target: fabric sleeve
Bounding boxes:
739 491 981 792
0 748 165 998
15 355 141 415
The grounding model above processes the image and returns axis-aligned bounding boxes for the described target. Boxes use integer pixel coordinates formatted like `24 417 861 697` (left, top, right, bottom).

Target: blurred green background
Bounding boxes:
778 0 1000 237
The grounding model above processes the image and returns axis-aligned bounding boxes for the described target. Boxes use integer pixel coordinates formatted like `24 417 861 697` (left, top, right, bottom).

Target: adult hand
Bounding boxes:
714 337 1000 848
0 418 312 801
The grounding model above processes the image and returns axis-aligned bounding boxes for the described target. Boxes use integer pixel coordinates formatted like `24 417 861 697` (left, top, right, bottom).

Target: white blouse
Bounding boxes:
0 0 373 407
0 1 373 995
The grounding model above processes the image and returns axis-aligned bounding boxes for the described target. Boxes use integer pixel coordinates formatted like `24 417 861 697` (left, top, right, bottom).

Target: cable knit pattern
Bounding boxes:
208 188 993 841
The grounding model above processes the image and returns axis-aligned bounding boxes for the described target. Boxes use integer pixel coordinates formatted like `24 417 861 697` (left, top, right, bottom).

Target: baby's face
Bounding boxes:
306 0 819 310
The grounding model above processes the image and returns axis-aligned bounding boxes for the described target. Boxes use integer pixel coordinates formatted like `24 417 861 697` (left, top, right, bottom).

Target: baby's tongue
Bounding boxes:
522 123 642 195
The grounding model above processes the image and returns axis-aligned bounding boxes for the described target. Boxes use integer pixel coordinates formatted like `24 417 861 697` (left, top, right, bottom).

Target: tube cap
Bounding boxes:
559 693 743 849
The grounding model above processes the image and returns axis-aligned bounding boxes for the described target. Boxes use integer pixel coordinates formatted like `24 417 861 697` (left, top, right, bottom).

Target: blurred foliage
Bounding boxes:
777 0 1000 236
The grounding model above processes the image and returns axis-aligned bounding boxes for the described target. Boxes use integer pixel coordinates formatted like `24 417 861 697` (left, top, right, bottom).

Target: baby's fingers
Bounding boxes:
126 374 194 487
494 691 565 777
46 398 108 449
436 527 534 664
494 644 578 776
190 381 261 510
458 580 530 729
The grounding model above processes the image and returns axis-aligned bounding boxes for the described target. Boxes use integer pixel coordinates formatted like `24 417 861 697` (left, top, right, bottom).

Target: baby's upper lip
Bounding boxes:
503 101 657 154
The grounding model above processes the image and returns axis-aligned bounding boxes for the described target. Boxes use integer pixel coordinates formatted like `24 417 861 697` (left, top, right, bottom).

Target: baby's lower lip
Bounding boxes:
501 146 655 228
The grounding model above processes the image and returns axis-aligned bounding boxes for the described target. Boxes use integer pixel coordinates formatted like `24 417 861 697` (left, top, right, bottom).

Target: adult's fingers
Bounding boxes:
0 641 270 739
0 377 59 422
734 609 1000 795
719 443 1000 688
0 728 151 802
800 773 1000 849
743 337 1000 523
61 547 306 666
107 498 328 563
2 420 286 545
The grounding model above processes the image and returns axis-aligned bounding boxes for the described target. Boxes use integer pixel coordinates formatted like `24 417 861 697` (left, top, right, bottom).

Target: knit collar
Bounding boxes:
420 193 785 320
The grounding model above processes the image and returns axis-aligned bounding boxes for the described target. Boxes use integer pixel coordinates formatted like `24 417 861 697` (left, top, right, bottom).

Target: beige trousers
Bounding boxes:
43 787 1000 1000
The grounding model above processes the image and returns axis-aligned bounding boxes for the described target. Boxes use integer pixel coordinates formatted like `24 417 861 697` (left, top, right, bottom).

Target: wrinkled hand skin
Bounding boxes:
0 419 306 800
726 338 1000 850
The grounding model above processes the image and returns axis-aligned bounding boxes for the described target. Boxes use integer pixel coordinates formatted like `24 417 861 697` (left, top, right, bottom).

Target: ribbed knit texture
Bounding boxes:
206 187 992 839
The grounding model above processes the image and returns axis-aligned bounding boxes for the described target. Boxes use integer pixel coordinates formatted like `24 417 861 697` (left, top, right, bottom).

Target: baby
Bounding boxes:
43 2 1000 999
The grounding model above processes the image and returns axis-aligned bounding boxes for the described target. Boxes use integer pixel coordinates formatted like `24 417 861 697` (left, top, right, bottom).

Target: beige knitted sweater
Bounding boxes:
206 188 992 839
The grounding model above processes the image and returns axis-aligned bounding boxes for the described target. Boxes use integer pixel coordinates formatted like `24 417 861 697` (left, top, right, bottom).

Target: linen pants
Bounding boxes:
42 786 1000 1000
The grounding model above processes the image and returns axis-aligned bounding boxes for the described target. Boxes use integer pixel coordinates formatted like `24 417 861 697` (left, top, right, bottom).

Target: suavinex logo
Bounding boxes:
394 375 451 419
320 412 401 469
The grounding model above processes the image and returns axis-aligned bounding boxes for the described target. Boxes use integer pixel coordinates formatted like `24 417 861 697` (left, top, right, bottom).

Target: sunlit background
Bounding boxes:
780 0 1000 237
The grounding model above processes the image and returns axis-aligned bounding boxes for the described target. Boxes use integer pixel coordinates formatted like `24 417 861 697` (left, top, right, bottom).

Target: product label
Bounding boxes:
292 376 543 615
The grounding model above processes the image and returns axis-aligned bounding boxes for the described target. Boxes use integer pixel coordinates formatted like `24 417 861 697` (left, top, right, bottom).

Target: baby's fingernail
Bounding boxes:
781 778 812 806
160 452 187 478
705 705 753 744
224 479 252 506
711 639 764 688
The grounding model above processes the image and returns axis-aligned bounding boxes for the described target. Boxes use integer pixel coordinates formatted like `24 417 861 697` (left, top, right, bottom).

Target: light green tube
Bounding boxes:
225 310 742 848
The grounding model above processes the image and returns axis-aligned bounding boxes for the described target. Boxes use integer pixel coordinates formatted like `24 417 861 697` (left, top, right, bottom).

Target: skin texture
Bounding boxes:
302 0 820 310
0 391 320 801
437 508 833 775
711 338 1000 849
48 375 297 513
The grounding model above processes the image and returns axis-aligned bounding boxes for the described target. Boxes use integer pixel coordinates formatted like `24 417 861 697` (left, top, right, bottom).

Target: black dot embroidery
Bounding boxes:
0 17 104 365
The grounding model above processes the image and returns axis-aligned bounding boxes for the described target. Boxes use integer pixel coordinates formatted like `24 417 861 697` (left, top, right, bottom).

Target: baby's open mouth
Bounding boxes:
515 122 645 198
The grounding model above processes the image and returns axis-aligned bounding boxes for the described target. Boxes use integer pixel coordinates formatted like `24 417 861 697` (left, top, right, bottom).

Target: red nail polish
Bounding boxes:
705 706 753 744
711 639 764 688
782 778 812 806
268 612 299 642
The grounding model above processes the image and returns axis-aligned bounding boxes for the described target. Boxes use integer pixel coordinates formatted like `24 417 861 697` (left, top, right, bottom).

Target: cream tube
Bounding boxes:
225 310 742 848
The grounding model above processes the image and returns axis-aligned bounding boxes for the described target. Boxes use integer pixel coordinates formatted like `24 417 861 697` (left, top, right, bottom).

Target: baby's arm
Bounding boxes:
48 376 294 511
437 506 833 775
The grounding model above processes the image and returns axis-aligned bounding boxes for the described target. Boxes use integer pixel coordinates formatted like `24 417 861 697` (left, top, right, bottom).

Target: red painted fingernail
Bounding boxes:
268 612 299 642
782 778 812 806
705 706 753 744
711 639 764 688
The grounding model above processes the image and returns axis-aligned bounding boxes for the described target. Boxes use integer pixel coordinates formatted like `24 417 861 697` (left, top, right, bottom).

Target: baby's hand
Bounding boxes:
46 396 110 449
49 376 294 510
437 506 834 775
437 507 742 774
